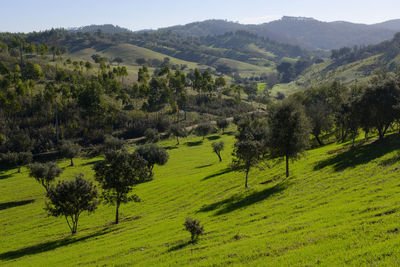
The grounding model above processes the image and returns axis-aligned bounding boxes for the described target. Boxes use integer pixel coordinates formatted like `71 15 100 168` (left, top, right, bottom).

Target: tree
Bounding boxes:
184 218 204 242
45 174 98 234
268 101 310 177
2 152 32 173
144 128 160 143
244 83 258 101
28 162 62 192
359 76 400 141
60 140 81 166
103 135 125 152
211 141 224 162
216 118 229 134
169 124 187 145
94 150 149 224
195 122 214 140
134 144 169 178
232 140 263 188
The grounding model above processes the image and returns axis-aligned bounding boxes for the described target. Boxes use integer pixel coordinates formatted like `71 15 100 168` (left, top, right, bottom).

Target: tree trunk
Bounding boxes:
17 166 21 173
176 136 179 145
217 153 222 162
115 201 120 224
315 134 324 146
245 170 249 188
70 158 74 166
286 155 289 178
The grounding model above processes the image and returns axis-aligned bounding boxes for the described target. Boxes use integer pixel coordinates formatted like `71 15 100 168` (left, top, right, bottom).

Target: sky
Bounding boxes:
1 0 400 32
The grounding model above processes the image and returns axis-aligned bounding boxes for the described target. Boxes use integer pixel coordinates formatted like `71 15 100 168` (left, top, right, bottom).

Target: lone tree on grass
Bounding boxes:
268 101 310 177
211 141 224 162
169 124 187 145
232 116 269 188
195 122 214 140
134 144 169 178
94 150 150 224
46 174 98 234
60 140 81 166
232 140 263 188
216 118 229 134
28 162 62 192
184 218 204 242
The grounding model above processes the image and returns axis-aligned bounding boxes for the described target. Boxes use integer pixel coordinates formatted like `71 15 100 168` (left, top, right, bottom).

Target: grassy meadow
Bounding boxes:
2 129 400 266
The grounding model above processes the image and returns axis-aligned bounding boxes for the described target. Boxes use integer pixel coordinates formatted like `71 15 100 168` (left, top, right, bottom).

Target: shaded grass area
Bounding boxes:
198 181 287 215
0 200 34 211
0 228 115 261
314 135 400 171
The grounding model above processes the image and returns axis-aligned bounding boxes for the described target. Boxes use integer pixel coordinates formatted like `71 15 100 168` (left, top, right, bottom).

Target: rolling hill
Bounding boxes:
2 128 400 265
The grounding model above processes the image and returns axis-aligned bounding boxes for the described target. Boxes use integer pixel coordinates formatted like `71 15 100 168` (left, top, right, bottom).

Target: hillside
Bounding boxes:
271 33 400 96
2 130 400 265
164 17 400 50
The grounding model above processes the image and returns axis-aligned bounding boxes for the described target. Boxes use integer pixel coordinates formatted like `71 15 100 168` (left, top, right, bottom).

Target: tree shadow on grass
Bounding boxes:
207 135 220 141
0 199 35 211
202 168 233 180
0 173 13 180
163 145 178 150
223 131 235 136
195 164 213 169
0 228 115 261
314 135 400 172
198 182 287 216
81 160 103 166
167 240 195 252
186 141 203 147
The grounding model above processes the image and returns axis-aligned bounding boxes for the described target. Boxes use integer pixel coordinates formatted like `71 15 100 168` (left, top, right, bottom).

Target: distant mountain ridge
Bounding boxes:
69 24 132 33
161 17 400 50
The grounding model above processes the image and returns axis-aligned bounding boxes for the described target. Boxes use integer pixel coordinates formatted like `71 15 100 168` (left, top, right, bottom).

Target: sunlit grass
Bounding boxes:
2 130 400 265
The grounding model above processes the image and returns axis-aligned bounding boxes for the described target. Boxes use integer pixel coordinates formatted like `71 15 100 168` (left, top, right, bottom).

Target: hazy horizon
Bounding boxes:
1 0 400 33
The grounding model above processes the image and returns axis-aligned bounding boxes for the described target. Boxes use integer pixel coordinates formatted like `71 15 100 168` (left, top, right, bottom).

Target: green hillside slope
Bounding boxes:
2 130 400 266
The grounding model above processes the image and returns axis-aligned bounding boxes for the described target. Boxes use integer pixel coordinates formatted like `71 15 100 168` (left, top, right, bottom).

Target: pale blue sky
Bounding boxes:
1 0 400 32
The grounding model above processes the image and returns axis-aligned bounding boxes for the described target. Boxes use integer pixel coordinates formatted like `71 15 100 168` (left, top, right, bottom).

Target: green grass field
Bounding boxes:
2 130 400 266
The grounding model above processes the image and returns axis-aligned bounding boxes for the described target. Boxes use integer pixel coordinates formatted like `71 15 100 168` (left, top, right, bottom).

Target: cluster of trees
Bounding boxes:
231 103 308 187
296 74 400 146
231 73 400 188
23 137 169 234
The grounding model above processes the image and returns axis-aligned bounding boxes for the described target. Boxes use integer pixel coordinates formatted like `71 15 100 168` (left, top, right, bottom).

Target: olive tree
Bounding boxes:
268 101 310 177
216 118 229 134
45 174 98 234
134 144 169 178
169 124 187 145
2 152 32 173
28 162 62 193
60 140 81 166
94 150 149 224
211 141 224 162
231 116 269 188
195 122 214 140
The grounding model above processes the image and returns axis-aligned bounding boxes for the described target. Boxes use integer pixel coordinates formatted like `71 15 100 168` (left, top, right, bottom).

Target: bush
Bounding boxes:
144 128 160 143
184 218 204 242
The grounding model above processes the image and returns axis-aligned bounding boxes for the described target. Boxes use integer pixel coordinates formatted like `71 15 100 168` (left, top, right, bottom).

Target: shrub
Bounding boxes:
184 218 204 242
